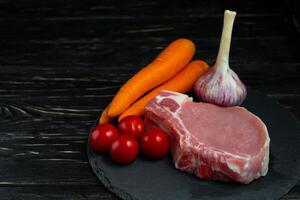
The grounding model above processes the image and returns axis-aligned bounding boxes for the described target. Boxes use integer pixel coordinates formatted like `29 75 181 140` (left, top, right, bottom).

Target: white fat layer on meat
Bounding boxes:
207 147 251 161
240 161 250 179
155 91 192 143
155 90 192 105
261 124 270 176
227 161 241 174
251 114 270 177
154 94 165 104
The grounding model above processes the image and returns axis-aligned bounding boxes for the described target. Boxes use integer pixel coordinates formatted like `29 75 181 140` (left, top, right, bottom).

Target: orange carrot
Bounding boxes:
107 38 195 117
99 106 112 124
118 60 209 120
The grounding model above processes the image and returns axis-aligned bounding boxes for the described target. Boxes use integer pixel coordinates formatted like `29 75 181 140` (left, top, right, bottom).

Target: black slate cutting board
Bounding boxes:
87 90 300 200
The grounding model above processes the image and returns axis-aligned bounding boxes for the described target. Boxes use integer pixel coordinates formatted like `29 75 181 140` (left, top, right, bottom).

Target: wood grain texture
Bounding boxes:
0 0 299 199
0 186 117 200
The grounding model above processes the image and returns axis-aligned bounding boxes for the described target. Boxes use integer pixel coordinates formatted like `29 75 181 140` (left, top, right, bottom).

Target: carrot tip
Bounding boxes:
99 106 113 124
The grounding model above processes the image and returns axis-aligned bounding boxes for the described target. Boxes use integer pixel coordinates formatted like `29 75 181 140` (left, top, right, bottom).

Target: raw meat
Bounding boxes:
144 90 270 184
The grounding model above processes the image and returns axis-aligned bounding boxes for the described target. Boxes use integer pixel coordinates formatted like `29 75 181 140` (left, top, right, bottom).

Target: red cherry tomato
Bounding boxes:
89 123 119 153
140 128 170 159
110 135 139 164
118 115 145 139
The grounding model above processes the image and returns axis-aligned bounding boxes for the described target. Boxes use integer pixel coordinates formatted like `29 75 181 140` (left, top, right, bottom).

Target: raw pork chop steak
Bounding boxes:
144 91 270 184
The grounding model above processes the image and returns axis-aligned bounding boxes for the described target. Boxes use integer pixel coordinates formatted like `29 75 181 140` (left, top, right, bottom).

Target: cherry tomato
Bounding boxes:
118 115 145 139
89 123 119 153
140 128 170 159
110 135 139 164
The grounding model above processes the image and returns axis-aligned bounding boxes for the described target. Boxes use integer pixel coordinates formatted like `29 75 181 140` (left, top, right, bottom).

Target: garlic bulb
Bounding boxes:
194 10 247 107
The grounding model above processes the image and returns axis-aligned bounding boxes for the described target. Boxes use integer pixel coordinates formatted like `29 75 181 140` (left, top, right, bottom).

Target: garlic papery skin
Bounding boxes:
194 10 247 107
194 66 247 106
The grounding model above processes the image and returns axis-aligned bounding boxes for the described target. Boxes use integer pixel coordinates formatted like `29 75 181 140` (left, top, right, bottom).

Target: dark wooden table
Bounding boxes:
0 0 299 199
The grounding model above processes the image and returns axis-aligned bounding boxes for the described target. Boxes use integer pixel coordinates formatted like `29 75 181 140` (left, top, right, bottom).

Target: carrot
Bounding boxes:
118 60 209 120
99 106 112 124
107 38 195 117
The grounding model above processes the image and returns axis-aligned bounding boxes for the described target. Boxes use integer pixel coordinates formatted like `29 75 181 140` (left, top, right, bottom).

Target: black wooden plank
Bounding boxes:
0 184 298 200
0 0 286 19
0 16 294 39
0 37 299 67
0 63 298 101
0 185 117 200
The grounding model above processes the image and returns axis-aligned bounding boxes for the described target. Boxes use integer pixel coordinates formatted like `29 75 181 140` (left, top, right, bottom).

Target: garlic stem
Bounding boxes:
215 10 236 70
